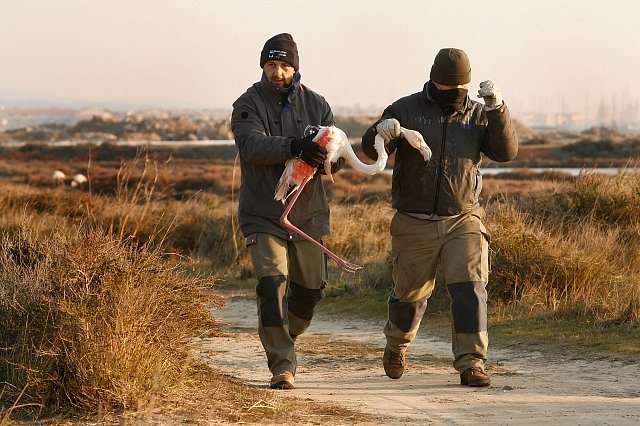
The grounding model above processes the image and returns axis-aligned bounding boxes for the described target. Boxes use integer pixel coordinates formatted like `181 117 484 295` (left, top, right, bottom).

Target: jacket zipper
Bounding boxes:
432 116 447 214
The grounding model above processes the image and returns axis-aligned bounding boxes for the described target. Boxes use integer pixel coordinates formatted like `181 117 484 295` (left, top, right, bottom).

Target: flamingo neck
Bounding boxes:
341 135 388 175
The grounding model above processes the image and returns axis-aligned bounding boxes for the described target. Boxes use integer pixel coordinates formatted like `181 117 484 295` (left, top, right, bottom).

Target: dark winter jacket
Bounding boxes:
231 73 334 240
362 82 518 216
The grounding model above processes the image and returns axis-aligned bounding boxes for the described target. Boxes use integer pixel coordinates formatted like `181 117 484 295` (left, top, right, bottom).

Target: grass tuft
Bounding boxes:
0 221 221 419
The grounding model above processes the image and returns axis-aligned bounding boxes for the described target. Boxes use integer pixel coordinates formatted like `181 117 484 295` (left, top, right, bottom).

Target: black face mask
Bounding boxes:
429 81 468 112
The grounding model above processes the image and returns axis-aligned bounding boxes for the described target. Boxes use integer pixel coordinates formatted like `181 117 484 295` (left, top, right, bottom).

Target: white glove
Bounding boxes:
477 80 503 110
376 118 401 140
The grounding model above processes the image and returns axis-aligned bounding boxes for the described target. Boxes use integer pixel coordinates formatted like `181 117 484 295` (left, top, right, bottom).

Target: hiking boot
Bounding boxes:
269 370 295 390
383 346 406 379
460 367 491 387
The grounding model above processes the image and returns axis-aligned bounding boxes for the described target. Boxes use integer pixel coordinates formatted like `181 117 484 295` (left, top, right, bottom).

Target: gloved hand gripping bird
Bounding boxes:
275 125 431 273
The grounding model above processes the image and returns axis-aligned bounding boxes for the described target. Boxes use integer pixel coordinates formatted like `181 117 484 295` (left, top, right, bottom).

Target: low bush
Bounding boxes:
0 225 221 417
485 169 640 324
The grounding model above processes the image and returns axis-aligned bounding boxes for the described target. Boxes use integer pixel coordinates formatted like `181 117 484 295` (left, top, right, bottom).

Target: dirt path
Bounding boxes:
197 293 640 425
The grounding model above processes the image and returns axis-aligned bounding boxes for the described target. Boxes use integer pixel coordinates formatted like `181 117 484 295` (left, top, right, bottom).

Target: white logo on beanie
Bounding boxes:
268 49 288 60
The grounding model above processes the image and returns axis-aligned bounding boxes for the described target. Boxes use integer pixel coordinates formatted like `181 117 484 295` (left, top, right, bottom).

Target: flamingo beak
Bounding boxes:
324 160 334 183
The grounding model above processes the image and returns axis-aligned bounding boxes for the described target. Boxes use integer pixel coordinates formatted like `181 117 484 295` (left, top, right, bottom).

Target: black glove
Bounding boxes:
290 131 327 168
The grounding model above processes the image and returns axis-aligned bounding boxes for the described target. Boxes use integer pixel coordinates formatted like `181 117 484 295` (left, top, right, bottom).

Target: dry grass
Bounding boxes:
306 166 640 330
119 362 375 425
1 142 640 420
0 151 365 424
0 223 222 419
323 169 640 330
486 170 640 324
487 204 636 317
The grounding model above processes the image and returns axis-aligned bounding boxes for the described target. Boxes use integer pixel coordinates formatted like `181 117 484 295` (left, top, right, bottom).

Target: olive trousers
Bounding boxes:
385 207 490 372
246 233 327 375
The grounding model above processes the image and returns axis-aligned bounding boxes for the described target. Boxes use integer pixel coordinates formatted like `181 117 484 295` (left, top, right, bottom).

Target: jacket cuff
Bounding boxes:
283 137 296 160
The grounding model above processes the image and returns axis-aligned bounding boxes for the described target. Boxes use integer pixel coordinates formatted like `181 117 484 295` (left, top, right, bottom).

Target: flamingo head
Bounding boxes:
313 126 345 183
401 128 432 162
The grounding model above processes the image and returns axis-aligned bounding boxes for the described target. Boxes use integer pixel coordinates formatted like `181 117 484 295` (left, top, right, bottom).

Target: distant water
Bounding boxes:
1 139 637 177
480 167 638 176
112 140 235 147
383 167 639 177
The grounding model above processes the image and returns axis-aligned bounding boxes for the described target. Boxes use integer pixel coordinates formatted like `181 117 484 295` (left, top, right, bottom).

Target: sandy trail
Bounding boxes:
197 293 640 425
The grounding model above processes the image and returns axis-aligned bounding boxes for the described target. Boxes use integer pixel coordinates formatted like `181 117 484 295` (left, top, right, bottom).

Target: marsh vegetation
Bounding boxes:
0 122 639 422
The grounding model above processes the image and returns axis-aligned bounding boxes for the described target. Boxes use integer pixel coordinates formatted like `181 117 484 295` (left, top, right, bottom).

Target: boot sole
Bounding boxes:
270 380 295 390
383 368 404 379
461 378 491 387
464 382 491 387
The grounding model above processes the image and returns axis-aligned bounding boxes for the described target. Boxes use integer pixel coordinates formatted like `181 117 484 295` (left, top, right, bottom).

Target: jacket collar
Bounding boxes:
260 71 301 100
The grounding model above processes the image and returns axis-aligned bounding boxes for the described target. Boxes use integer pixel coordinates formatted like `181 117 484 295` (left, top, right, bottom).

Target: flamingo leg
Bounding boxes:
279 175 363 273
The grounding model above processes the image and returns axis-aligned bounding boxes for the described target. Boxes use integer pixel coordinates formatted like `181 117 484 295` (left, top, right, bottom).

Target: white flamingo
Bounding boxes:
70 173 88 188
274 125 431 273
52 170 66 185
275 126 388 202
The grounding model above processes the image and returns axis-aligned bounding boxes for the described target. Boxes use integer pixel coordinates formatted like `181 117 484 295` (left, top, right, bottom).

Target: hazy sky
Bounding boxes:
2 0 640 118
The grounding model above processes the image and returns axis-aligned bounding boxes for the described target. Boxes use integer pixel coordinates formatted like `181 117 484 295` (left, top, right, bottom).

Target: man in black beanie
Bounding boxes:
231 33 344 390
259 33 299 73
362 48 519 387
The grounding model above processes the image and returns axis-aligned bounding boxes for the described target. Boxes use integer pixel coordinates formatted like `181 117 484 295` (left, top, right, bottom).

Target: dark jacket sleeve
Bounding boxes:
231 94 292 166
481 103 519 162
321 104 334 127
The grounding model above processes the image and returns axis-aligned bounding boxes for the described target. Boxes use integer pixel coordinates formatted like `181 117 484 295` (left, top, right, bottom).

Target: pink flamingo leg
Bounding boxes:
279 176 363 273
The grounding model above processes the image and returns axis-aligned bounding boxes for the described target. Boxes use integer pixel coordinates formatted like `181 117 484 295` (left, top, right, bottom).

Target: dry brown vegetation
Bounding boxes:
0 132 640 422
0 151 364 423
0 226 220 417
488 170 640 323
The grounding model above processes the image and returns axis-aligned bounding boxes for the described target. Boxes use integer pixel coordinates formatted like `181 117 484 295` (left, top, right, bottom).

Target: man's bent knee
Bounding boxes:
256 275 288 327
288 281 324 321
447 281 487 332
388 296 428 333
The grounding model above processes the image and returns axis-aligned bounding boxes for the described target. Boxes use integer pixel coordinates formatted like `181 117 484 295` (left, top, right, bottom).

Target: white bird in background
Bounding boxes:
52 170 66 185
274 125 431 273
70 173 88 188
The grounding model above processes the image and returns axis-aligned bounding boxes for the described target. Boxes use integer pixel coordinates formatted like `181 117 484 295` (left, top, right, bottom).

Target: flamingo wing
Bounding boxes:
274 158 316 202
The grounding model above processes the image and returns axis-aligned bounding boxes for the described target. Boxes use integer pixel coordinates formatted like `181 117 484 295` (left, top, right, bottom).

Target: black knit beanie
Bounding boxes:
260 33 299 71
430 48 471 85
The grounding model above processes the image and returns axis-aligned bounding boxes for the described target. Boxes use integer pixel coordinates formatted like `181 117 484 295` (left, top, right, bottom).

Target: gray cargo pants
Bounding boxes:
385 207 490 372
246 233 327 376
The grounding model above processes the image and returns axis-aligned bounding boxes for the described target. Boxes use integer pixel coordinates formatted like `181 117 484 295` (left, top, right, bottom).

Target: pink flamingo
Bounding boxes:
274 126 431 273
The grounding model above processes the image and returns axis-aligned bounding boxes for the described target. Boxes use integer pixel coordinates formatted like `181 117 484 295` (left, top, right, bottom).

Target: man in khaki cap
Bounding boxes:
362 48 518 387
